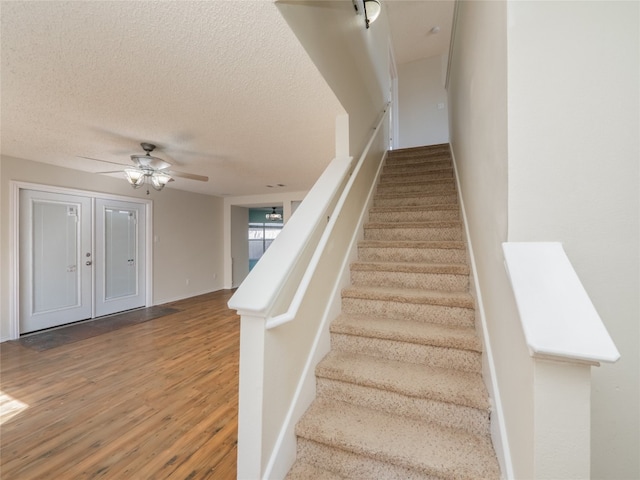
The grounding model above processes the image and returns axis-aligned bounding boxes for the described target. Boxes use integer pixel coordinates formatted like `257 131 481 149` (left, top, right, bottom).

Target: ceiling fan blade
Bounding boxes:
96 170 125 175
168 170 209 182
78 155 131 167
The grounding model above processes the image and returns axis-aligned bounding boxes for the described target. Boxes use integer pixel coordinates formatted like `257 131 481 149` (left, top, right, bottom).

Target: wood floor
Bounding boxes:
0 290 239 479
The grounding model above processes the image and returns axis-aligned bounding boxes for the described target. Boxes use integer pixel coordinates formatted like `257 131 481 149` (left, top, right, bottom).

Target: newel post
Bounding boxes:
532 357 593 478
503 242 620 479
235 314 267 480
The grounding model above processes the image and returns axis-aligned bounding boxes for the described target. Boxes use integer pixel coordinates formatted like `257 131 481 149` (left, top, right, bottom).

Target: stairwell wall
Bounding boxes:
506 3 639 478
447 1 528 478
277 0 392 159
449 1 639 478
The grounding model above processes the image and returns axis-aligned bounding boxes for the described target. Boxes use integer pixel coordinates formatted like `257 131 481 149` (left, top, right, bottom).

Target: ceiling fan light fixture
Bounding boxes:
151 171 173 191
125 168 145 188
265 207 283 222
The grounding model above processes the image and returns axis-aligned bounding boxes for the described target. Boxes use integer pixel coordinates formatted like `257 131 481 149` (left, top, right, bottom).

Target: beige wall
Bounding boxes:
397 55 449 148
1 156 224 340
448 1 532 477
230 206 249 288
506 2 639 478
278 0 391 158
450 1 639 478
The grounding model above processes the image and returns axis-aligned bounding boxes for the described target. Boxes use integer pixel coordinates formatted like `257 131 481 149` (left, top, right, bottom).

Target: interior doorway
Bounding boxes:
15 185 151 335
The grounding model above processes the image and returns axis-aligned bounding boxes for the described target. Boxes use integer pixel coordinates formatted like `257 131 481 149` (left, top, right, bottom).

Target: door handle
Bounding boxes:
86 261 92 266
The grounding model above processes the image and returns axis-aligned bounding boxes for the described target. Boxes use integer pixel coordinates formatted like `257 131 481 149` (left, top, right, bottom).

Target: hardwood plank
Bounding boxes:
0 290 239 479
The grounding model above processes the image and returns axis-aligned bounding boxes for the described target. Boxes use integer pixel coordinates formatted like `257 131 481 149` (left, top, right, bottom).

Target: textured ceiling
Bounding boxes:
1 1 453 197
0 1 344 196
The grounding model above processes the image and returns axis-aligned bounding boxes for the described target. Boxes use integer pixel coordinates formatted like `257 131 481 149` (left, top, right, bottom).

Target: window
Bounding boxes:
248 221 283 270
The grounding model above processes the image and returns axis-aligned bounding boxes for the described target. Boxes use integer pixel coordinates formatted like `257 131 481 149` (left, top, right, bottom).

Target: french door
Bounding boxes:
19 190 146 334
19 190 92 333
95 198 145 317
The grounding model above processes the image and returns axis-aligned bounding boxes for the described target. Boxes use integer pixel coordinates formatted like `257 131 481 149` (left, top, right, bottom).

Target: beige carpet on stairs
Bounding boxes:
285 144 501 480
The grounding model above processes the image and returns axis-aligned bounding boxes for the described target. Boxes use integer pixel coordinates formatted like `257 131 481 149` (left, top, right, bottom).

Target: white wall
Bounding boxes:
450 1 639 478
397 55 449 148
0 156 224 340
278 0 391 157
448 1 531 477
506 2 639 478
230 206 249 288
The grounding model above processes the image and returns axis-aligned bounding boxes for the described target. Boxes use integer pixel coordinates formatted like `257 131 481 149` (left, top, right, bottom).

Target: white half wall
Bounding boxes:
398 55 449 148
506 2 639 478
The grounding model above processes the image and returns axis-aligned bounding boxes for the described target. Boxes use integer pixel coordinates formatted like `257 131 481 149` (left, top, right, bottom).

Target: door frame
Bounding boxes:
9 181 153 340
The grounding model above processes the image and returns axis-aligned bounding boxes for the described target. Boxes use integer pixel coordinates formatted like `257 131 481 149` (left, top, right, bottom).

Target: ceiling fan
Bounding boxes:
80 142 209 192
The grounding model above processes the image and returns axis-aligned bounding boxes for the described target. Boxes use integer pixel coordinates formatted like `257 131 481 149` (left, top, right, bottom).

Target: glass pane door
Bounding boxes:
19 190 92 333
104 208 137 300
95 199 146 317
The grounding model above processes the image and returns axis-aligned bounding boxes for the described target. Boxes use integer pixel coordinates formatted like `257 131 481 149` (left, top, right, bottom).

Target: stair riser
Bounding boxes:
380 170 454 183
316 379 490 437
383 163 451 175
295 438 437 480
331 333 482 372
331 333 482 373
340 298 474 328
350 270 469 292
364 226 463 242
376 182 456 195
374 194 458 208
358 246 467 264
369 210 459 223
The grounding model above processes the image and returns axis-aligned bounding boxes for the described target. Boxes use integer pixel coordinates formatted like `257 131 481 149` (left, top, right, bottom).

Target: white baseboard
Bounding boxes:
155 286 225 306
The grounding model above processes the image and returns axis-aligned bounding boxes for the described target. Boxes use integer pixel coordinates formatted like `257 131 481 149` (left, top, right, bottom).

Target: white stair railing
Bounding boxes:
229 105 389 480
502 242 620 479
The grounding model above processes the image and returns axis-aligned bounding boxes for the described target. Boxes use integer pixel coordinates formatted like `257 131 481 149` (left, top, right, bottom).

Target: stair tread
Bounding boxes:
358 239 466 249
384 160 451 167
286 460 347 480
385 164 451 170
375 190 457 199
378 176 454 184
382 170 453 177
351 261 469 275
296 398 500 480
342 285 474 309
332 313 481 352
364 220 462 229
317 351 489 410
370 204 459 213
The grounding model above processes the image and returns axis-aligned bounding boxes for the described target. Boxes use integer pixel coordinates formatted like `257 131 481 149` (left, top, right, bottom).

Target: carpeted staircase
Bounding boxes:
285 144 501 480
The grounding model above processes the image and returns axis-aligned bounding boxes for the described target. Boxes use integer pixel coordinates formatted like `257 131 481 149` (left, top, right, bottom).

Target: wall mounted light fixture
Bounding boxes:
353 0 381 29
